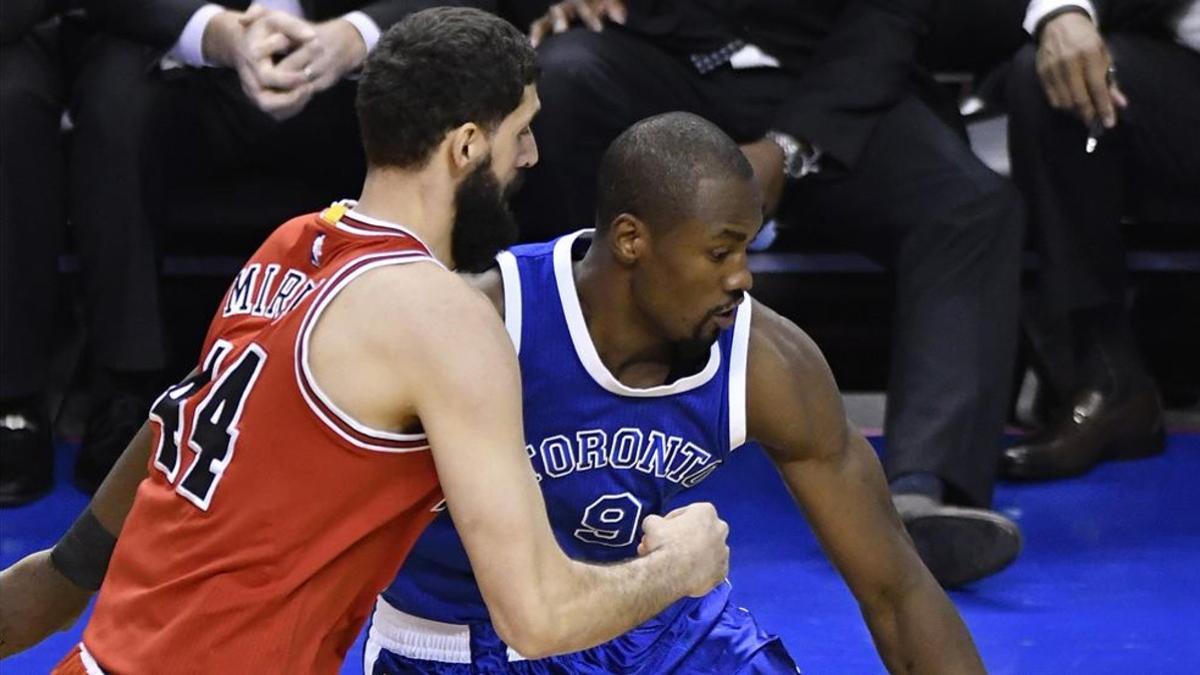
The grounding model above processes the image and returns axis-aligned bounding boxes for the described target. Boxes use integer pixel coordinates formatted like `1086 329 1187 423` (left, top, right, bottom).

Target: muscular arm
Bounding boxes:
745 301 984 674
0 422 153 657
318 264 727 659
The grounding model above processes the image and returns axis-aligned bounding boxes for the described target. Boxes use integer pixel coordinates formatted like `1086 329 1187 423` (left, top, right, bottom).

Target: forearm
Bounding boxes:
522 550 689 657
0 551 93 657
861 579 984 674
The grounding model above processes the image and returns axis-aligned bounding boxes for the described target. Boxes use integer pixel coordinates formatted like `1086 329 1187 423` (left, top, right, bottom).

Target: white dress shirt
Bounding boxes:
1024 0 1200 52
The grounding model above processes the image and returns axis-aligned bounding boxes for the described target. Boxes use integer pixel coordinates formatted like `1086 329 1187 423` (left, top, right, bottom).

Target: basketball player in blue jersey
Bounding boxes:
365 112 986 673
0 111 986 672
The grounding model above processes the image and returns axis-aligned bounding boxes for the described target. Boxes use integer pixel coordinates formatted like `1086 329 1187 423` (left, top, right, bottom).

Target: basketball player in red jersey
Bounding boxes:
0 9 730 674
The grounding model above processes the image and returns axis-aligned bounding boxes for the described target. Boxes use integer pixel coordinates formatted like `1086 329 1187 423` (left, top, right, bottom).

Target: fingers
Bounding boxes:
605 0 627 24
237 64 313 119
1110 83 1129 110
1083 52 1116 128
255 11 316 44
247 30 291 60
1059 53 1097 125
529 0 613 48
274 39 327 87
239 3 267 25
572 0 604 32
257 84 314 120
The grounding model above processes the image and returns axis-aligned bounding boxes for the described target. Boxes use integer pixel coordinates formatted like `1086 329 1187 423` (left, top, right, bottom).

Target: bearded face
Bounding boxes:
449 155 523 272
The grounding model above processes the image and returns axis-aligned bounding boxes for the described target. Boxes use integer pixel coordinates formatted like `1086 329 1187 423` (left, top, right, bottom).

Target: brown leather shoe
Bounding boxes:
1001 382 1165 481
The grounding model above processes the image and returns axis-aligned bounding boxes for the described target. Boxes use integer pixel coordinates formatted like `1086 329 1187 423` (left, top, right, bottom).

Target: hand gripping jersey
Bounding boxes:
75 203 446 675
370 231 797 673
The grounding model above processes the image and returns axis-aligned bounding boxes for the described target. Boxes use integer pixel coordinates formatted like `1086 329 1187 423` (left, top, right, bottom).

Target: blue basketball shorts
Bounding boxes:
363 584 800 674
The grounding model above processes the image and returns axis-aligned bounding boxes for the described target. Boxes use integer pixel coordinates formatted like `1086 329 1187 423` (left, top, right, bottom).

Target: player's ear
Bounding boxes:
609 214 648 266
447 122 490 176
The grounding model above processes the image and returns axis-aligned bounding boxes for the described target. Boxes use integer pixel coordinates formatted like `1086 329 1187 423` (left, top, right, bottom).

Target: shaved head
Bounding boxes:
595 112 756 233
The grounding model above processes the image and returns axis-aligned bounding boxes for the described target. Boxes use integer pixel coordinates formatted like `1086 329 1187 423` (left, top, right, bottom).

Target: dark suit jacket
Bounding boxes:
623 0 935 171
81 0 497 51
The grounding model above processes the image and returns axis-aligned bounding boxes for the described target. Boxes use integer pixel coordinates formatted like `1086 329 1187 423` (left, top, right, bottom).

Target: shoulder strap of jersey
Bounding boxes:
728 296 753 450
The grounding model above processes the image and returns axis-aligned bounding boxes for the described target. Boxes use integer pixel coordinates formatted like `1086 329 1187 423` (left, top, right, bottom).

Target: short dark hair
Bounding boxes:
356 8 538 169
595 112 755 232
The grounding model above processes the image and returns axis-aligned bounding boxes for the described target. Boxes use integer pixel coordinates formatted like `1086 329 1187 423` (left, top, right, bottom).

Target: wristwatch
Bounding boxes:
766 130 822 179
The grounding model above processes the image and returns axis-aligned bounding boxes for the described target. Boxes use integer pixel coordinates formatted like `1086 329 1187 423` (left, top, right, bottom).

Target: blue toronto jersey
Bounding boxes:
382 230 752 626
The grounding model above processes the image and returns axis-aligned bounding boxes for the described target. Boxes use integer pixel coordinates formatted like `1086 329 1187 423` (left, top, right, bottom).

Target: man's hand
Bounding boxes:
202 5 317 120
1036 10 1128 128
740 138 786 219
636 502 729 598
529 0 626 48
274 18 368 94
0 551 93 658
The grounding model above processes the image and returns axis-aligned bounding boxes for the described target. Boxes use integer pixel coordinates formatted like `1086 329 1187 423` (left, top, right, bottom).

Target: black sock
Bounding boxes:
890 472 945 502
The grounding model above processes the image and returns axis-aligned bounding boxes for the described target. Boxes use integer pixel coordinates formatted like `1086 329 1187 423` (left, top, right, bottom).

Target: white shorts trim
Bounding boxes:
78 643 107 675
364 596 528 668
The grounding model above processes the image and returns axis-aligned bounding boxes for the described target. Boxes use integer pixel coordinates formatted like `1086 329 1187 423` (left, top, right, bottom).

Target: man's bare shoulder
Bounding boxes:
321 260 507 359
747 299 829 379
746 298 847 462
348 261 494 322
463 268 505 318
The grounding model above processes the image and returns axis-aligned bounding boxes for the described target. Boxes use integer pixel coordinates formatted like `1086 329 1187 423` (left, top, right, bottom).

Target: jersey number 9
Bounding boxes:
573 492 644 548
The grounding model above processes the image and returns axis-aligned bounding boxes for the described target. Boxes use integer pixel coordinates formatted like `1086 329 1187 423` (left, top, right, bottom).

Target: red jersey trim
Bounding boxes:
296 250 437 453
329 201 441 262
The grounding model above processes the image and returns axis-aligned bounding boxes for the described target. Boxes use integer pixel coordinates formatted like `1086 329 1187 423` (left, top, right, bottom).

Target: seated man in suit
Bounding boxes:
516 0 1025 587
1003 0 1199 479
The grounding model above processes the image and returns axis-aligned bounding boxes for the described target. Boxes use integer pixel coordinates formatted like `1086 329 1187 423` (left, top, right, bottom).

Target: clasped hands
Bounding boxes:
205 4 367 120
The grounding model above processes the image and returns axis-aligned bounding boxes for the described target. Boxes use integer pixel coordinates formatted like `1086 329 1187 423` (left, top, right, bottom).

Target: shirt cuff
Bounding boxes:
341 11 381 53
1024 0 1097 36
167 3 226 67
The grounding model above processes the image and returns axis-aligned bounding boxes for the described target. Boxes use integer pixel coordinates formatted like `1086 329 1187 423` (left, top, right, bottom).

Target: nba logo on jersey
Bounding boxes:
311 234 326 267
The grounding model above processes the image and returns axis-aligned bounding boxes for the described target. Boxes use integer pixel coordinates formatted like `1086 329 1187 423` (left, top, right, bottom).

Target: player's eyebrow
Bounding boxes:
716 228 749 242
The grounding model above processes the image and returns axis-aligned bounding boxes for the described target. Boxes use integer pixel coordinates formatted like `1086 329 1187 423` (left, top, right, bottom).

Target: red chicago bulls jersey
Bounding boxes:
80 202 447 674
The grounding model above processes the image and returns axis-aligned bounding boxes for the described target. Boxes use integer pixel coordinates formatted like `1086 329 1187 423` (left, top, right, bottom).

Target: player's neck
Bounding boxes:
355 167 455 266
574 255 675 387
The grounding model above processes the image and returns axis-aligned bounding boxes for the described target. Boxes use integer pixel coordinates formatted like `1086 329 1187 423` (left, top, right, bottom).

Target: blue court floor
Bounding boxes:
2 433 1198 674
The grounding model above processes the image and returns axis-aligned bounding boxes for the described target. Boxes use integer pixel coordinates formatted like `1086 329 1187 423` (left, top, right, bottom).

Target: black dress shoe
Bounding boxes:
74 391 152 495
0 406 54 507
1001 382 1165 481
893 494 1022 588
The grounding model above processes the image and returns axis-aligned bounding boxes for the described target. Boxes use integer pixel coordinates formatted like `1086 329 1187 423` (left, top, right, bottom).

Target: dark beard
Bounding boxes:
450 159 521 272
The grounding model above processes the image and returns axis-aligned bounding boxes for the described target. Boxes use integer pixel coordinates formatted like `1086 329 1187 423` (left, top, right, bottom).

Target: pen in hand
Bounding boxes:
1085 118 1104 154
1085 65 1120 154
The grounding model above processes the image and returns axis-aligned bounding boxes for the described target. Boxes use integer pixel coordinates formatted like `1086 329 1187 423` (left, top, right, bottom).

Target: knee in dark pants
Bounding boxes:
532 31 621 148
69 36 156 146
937 174 1025 260
536 30 613 95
